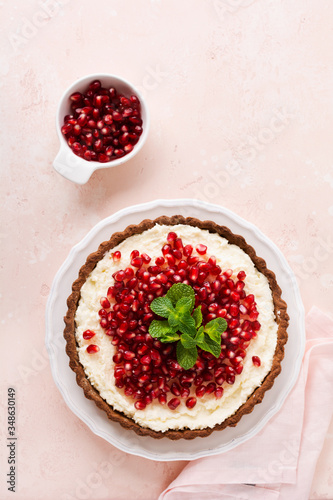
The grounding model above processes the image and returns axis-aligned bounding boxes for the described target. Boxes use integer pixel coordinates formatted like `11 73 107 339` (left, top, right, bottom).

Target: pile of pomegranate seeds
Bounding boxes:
87 232 262 411
61 80 143 162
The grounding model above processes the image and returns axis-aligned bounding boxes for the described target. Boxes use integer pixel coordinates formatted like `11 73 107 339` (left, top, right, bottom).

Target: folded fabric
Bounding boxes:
159 307 333 500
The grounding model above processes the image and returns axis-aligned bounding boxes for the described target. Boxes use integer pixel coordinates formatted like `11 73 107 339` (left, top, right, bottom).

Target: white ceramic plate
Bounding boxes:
45 199 305 461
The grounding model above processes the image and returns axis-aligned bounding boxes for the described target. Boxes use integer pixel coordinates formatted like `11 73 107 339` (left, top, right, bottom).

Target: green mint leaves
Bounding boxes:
149 283 227 370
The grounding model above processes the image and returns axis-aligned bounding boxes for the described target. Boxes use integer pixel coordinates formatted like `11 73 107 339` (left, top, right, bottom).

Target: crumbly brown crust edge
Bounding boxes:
64 215 289 440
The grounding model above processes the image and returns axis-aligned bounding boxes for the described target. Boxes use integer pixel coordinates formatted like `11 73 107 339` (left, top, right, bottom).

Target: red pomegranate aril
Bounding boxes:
99 317 108 328
244 294 255 306
172 249 182 260
189 267 199 281
237 270 246 280
88 79 101 91
230 304 239 317
165 254 176 266
235 364 243 375
168 398 180 410
231 291 240 302
252 320 261 331
61 123 73 135
102 114 112 125
161 244 172 256
240 331 252 341
123 143 134 154
87 119 97 128
113 148 124 157
113 352 123 364
158 392 167 405
249 310 259 321
98 308 107 318
114 367 126 378
252 355 261 367
100 297 110 309
112 251 121 261
77 113 88 126
183 245 193 257
239 304 248 315
140 354 151 365
134 400 146 410
86 344 100 354
196 385 206 397
70 92 83 103
130 94 140 105
205 382 216 394
83 330 95 340
155 256 165 266
180 387 190 398
170 383 181 396
169 360 182 371
114 270 126 282
196 244 207 255
215 387 224 399
167 231 177 243
226 374 236 385
112 110 122 121
186 397 197 409
215 374 225 385
93 139 103 152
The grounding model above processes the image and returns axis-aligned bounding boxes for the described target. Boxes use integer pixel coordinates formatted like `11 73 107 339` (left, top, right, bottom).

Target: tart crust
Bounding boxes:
64 215 289 440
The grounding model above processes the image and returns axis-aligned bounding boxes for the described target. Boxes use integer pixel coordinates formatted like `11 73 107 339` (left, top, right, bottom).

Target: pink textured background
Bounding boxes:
1 1 333 499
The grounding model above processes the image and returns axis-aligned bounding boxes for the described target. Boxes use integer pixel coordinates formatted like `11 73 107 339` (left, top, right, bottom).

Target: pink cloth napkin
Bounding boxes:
159 307 333 500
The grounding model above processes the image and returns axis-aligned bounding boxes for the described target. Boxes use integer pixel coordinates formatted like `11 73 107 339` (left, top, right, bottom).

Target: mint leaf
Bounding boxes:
160 332 181 343
192 306 203 328
168 310 196 337
175 296 194 315
196 333 221 358
176 342 197 370
195 325 204 342
180 333 197 349
150 296 174 318
149 320 177 339
204 317 228 342
167 283 195 309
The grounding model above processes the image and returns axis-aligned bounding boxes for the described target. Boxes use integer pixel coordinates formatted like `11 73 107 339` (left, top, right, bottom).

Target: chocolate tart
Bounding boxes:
64 216 289 440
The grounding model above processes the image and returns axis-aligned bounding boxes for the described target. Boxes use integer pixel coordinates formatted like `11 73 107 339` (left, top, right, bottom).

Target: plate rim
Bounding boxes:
45 198 305 461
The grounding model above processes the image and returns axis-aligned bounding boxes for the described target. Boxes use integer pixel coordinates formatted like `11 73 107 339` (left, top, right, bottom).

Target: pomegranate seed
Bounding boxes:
113 353 123 364
205 382 216 394
88 80 101 91
171 383 181 396
186 397 197 409
70 92 83 103
196 244 207 255
113 251 121 261
252 356 261 367
237 270 246 280
180 387 190 398
189 267 199 281
183 245 193 257
196 385 206 397
86 344 100 354
82 330 95 340
158 393 167 405
215 387 224 399
114 270 126 282
168 398 180 410
100 297 110 309
134 400 146 410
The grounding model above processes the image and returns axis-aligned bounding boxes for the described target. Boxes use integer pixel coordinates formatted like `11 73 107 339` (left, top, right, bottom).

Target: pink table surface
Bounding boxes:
1 1 333 499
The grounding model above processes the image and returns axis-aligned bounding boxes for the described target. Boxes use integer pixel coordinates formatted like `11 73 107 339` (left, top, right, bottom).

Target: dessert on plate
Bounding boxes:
64 215 288 440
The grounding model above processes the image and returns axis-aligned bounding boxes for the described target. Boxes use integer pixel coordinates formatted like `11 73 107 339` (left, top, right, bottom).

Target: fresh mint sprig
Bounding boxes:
149 283 227 370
